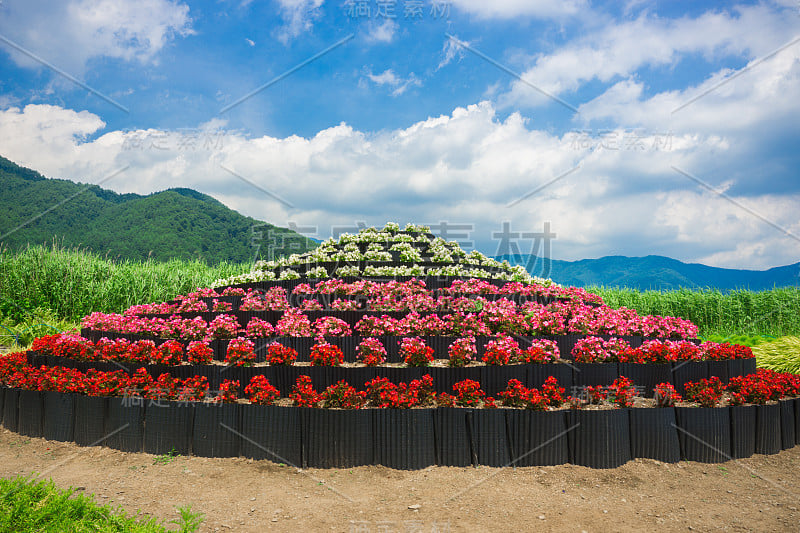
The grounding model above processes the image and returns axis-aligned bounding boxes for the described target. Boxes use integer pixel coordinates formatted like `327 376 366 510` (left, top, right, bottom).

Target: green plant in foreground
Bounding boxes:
0 475 168 532
170 505 205 533
152 448 181 465
753 336 800 374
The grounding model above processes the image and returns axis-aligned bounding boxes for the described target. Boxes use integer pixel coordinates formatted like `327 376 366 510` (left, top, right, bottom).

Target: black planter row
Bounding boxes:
1 387 797 469
26 353 756 398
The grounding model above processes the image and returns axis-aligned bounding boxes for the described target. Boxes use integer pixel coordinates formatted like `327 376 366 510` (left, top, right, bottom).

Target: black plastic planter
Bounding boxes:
42 391 75 442
505 410 569 466
741 358 757 376
467 409 510 466
73 395 109 447
105 398 145 453
239 405 301 466
433 408 472 466
729 405 756 459
17 390 43 438
480 365 528 397
629 407 681 463
373 409 435 469
144 401 194 456
779 399 795 451
671 361 708 396
2 388 18 431
706 360 733 383
301 408 373 468
568 409 632 469
618 363 672 398
754 403 781 455
675 407 731 463
0 388 5 426
527 364 572 391
192 403 241 458
795 398 800 445
572 363 619 389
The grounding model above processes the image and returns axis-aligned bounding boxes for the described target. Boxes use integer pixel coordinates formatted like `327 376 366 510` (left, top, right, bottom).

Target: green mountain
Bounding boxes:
500 254 800 291
0 156 316 263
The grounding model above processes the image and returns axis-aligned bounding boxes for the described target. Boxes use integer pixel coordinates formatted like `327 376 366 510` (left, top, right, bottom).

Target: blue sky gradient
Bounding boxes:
1 0 798 269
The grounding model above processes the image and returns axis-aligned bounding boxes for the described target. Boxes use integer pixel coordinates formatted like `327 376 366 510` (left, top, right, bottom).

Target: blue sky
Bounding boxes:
1 0 799 270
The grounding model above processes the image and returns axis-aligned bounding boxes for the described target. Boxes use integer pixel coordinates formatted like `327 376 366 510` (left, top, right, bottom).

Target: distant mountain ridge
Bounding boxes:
0 155 316 263
496 254 800 291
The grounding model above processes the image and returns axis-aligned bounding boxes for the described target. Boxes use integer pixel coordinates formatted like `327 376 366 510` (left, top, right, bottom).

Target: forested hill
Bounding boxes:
0 156 316 263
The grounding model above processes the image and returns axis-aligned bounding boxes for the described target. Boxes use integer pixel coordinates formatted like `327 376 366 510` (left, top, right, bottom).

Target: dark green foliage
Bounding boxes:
0 155 315 264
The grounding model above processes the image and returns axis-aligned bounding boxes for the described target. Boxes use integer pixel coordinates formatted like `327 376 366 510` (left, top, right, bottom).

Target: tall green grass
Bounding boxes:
2 245 799 338
0 244 248 322
590 287 800 337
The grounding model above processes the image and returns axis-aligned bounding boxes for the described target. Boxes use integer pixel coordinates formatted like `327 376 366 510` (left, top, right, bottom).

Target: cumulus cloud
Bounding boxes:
2 101 799 269
362 68 422 96
0 0 193 74
499 4 800 109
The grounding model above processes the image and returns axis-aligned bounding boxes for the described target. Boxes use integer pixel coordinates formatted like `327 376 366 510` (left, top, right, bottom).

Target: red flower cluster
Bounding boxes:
497 377 564 410
482 336 520 366
266 342 298 366
684 377 724 408
320 381 367 409
654 382 681 407
399 337 434 367
309 342 344 366
356 337 387 366
244 375 280 405
224 338 257 366
726 369 800 405
215 379 240 403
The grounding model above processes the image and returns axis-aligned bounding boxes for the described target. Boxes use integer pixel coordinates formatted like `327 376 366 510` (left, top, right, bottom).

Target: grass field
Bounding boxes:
1 245 799 339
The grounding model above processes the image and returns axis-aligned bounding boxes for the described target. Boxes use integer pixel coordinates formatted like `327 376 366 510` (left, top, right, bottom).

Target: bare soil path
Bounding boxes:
0 429 798 532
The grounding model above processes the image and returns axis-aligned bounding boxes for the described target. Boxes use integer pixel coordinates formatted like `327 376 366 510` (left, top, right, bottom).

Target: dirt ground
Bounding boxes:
1 429 798 532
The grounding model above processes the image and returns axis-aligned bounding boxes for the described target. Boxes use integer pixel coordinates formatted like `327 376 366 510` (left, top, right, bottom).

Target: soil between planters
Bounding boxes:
1 429 798 532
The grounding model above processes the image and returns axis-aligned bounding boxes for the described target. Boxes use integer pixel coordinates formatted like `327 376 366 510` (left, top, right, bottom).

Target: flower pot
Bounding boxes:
675 406 731 462
480 364 529 397
505 409 569 466
729 405 756 459
301 408 373 468
568 409 632 468
192 403 240 458
527 364 572 392
143 400 194 456
629 407 680 463
17 390 43 438
671 361 708 396
240 405 302 466
754 403 781 455
74 395 109 447
618 363 672 397
778 399 795 451
373 409 435 470
433 408 472 466
105 397 145 452
572 362 619 389
467 409 510 467
707 360 733 383
795 398 800 446
2 388 18 431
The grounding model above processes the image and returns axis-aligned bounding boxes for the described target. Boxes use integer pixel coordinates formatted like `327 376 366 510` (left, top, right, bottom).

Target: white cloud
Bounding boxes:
2 101 799 269
364 20 398 44
0 0 193 74
499 4 799 108
275 0 324 44
437 36 470 70
245 38 256 47
363 69 422 96
449 0 587 19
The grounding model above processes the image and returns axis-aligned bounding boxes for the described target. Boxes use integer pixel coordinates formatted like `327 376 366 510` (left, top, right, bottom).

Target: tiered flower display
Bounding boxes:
2 223 798 469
